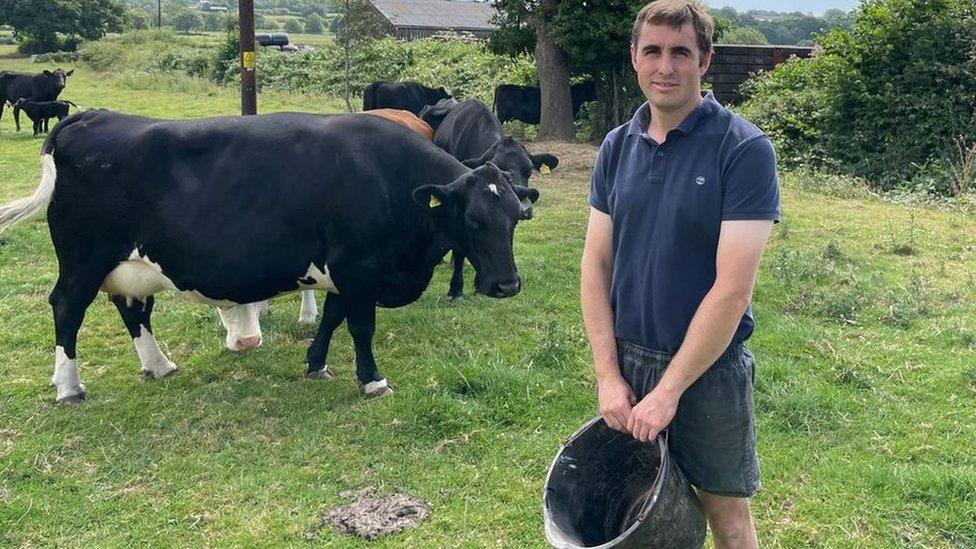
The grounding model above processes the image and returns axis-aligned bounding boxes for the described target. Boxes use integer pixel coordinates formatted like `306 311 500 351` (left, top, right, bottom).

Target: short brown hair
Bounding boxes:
631 0 714 56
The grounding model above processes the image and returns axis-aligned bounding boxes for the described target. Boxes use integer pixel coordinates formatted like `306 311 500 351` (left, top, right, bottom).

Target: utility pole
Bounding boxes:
157 0 162 28
239 0 257 115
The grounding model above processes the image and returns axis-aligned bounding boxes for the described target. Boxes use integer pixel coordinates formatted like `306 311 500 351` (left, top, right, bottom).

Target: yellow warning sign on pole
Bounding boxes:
242 51 256 70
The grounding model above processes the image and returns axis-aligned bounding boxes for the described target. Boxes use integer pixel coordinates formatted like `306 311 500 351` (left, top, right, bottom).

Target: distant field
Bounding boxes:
1 53 975 547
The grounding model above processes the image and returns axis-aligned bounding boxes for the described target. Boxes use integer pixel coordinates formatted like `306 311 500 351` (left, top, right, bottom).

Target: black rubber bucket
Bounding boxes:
542 417 706 548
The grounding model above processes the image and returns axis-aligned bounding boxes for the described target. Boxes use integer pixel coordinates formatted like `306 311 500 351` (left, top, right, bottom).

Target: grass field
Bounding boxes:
1 58 975 547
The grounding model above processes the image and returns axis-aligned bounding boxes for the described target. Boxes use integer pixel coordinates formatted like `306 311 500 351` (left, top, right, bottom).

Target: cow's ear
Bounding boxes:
413 184 453 211
42 70 52 76
65 70 74 76
531 153 559 174
512 185 540 220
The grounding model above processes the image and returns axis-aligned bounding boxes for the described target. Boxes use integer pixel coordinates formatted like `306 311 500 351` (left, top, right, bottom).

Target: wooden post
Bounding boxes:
239 0 257 115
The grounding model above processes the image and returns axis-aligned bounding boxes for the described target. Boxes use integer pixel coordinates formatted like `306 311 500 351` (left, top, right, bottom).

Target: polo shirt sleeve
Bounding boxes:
588 137 613 214
721 136 781 222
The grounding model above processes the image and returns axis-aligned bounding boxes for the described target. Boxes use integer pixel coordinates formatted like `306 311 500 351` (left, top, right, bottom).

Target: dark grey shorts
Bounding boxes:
617 339 760 498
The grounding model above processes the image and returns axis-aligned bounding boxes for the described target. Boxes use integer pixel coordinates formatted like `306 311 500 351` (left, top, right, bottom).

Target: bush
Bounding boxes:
17 35 81 54
284 19 304 34
305 14 324 34
738 0 976 193
248 36 536 107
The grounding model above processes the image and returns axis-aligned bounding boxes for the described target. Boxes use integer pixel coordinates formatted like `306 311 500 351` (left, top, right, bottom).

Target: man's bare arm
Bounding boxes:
581 208 635 432
627 219 774 442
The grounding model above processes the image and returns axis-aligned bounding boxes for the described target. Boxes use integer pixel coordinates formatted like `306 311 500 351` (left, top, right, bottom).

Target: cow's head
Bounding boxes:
216 302 264 351
413 163 539 298
41 69 73 93
462 137 557 218
428 86 452 104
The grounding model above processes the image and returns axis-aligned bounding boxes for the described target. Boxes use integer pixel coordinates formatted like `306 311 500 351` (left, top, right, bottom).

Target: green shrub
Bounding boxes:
738 0 976 193
250 36 536 106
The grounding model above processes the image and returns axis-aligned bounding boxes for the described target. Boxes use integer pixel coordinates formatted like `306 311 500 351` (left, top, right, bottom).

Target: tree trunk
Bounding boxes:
533 0 574 141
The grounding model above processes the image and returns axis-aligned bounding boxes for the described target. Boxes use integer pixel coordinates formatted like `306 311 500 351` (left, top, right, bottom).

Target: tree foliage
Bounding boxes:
0 0 125 52
172 8 203 33
739 0 976 192
305 13 325 34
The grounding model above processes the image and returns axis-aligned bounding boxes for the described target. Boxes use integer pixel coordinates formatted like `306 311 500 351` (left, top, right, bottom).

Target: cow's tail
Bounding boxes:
0 113 79 234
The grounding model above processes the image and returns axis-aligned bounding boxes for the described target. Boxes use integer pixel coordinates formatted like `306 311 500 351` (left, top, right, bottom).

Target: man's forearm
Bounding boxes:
656 286 751 396
581 263 620 383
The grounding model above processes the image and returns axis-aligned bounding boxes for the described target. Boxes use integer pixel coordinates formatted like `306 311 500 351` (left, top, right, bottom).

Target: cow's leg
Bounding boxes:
48 276 102 404
305 292 344 379
346 299 392 396
111 295 178 379
448 250 465 299
0 100 4 131
299 290 318 324
13 104 21 132
43 117 49 133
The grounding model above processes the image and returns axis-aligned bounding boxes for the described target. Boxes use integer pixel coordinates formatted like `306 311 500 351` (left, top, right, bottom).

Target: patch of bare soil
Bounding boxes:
307 487 431 541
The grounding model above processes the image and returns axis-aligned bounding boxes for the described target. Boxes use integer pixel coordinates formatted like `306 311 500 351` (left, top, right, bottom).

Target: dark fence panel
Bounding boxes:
705 44 814 105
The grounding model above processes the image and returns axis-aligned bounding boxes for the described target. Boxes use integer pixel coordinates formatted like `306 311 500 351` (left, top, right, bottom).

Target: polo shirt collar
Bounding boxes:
626 91 720 138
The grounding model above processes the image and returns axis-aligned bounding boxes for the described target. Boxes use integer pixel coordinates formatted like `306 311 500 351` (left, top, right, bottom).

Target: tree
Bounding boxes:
172 9 203 33
720 26 768 45
126 8 151 30
334 0 389 110
204 12 224 32
284 18 304 33
491 0 579 140
305 13 325 34
0 0 124 52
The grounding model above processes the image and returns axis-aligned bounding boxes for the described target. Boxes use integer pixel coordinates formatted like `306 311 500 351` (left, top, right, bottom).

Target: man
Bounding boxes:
580 1 780 547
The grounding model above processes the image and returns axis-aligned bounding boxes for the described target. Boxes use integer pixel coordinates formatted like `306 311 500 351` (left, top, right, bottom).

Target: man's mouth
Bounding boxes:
652 81 679 91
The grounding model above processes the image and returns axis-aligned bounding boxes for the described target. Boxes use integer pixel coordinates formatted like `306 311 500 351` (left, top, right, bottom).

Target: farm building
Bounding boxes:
368 0 497 41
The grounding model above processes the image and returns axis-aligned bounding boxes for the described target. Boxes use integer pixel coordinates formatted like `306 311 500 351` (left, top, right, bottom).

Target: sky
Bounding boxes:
703 0 860 16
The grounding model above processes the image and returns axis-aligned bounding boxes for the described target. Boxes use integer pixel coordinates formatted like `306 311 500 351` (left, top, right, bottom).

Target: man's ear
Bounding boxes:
413 184 453 211
698 49 712 76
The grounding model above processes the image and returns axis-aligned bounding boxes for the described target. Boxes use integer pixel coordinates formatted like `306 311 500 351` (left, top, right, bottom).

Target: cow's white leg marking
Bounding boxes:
133 326 178 378
51 346 85 403
217 303 264 351
299 290 318 324
363 378 393 397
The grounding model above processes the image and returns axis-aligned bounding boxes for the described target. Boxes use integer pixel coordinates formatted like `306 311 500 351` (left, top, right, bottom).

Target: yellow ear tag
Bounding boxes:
539 164 551 175
429 195 442 208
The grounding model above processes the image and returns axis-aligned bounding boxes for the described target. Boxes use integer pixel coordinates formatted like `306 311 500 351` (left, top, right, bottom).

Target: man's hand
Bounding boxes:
597 375 637 433
627 386 680 442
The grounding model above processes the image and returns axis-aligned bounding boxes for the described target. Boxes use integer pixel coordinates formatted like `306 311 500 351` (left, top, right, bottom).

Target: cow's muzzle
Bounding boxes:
487 276 521 298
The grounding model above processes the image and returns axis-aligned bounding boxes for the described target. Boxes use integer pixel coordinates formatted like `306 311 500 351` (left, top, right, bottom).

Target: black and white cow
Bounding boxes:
0 69 73 132
493 81 597 125
12 99 76 135
362 81 452 115
0 110 538 403
420 98 557 299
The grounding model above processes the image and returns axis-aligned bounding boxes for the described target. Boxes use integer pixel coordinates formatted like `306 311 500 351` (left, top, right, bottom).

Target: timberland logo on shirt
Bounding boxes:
695 176 706 186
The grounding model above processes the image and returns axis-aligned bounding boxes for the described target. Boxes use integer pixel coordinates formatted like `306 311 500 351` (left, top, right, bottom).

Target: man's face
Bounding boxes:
630 22 711 113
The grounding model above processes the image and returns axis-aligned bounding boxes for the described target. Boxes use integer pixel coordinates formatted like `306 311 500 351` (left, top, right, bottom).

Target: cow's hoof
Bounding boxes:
448 293 462 301
362 379 393 397
306 366 335 380
141 362 178 380
298 313 317 325
56 390 87 405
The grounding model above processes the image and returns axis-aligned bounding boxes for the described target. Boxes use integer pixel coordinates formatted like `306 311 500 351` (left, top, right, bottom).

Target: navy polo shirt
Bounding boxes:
589 92 780 353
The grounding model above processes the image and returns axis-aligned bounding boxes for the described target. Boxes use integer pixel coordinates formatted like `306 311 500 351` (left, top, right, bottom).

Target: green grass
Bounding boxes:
1 60 975 547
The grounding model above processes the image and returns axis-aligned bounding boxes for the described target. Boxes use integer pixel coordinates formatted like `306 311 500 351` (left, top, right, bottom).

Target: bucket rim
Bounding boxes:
541 416 669 549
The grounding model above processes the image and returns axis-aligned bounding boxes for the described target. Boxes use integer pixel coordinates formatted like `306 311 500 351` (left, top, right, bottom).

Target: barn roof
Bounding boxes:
369 0 497 31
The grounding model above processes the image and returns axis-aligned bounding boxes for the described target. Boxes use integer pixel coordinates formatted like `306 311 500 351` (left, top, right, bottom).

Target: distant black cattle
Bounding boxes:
421 98 558 298
0 111 538 403
493 81 597 125
362 81 452 115
12 99 76 136
0 68 73 132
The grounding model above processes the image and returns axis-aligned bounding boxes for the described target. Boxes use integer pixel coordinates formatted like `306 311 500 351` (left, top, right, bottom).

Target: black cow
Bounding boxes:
0 69 73 132
493 81 597 125
0 111 538 403
12 99 76 135
362 81 452 115
420 98 558 298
